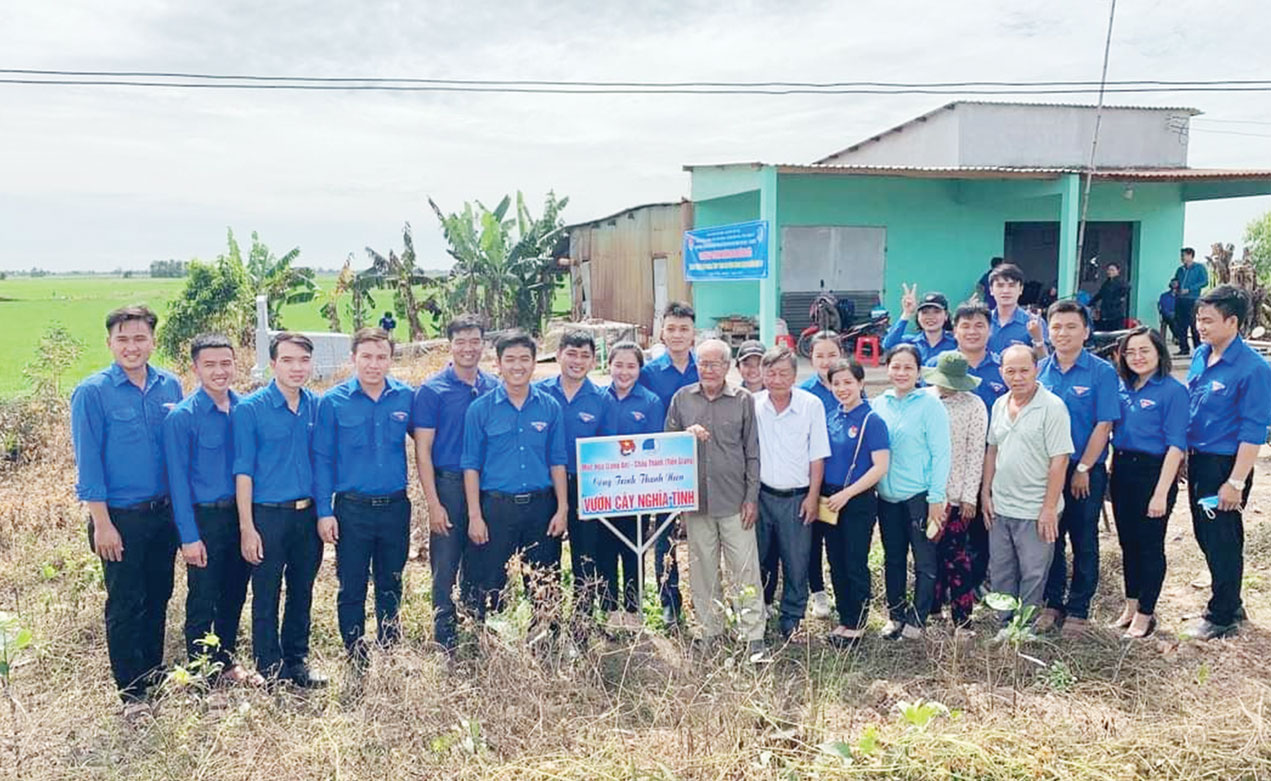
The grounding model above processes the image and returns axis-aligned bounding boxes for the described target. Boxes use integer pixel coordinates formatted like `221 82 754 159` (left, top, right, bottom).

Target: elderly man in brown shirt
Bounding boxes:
665 338 766 657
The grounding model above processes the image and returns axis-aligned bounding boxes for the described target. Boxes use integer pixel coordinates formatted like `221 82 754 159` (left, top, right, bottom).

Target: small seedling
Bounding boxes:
0 612 33 685
895 698 949 730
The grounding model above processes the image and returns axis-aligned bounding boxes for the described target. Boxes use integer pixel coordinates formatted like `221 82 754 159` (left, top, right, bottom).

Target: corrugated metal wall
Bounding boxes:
567 202 692 338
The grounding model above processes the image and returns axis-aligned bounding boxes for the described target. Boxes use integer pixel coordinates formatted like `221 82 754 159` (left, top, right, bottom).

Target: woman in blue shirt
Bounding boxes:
1109 327 1187 639
821 359 889 647
870 344 951 640
600 341 665 630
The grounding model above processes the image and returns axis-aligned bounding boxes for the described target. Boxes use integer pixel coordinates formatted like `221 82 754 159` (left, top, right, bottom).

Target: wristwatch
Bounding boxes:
1227 477 1244 491
1075 463 1090 474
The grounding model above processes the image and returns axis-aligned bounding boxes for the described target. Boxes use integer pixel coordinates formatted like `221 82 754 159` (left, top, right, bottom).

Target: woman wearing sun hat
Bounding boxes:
923 351 989 634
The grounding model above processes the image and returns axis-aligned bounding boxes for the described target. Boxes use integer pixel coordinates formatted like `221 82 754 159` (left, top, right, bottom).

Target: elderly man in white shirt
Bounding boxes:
753 345 832 640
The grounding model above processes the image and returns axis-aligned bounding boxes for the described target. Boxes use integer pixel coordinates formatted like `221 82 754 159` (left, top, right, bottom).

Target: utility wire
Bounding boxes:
1074 0 1118 295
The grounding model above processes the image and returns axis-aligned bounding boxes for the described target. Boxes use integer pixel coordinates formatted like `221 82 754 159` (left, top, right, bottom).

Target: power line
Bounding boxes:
4 68 1271 89
7 77 1271 96
1191 127 1271 139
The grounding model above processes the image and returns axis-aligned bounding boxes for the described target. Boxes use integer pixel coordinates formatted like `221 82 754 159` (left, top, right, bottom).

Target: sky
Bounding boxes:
2 0 1270 273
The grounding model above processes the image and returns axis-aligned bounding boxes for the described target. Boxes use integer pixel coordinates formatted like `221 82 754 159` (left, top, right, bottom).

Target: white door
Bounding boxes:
780 226 886 292
652 256 668 337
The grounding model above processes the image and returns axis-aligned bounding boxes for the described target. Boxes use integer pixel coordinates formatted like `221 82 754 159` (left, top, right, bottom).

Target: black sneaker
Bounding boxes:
282 662 329 689
1181 618 1238 641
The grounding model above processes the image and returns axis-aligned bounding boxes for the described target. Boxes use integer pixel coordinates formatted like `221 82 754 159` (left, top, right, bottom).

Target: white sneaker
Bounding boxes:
881 619 903 639
899 624 924 640
809 591 832 619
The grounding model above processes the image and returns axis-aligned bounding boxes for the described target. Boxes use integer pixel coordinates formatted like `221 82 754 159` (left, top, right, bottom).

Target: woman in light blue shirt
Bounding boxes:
870 344 951 640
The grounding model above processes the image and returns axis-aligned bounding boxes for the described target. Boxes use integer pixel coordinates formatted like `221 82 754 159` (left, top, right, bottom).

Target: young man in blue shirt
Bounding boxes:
638 301 699 627
1173 247 1209 356
233 332 325 688
987 263 1047 359
536 331 617 636
314 327 415 667
882 286 957 365
1183 285 1271 640
1036 300 1121 637
413 314 497 653
926 301 1008 596
162 333 258 686
462 331 569 627
71 306 183 714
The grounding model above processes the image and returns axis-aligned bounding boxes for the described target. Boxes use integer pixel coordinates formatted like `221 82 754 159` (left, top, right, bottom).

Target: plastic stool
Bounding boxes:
776 334 796 351
854 335 881 367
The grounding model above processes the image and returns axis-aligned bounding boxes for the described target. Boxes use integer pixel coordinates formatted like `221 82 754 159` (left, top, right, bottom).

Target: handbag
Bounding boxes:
817 411 873 526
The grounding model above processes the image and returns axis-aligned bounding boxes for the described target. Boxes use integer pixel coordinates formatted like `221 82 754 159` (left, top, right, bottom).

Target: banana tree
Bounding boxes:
243 230 317 329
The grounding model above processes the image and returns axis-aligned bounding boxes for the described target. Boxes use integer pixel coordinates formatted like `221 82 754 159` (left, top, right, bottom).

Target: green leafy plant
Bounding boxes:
895 698 950 730
21 323 83 397
1044 660 1075 692
0 612 33 685
164 633 223 691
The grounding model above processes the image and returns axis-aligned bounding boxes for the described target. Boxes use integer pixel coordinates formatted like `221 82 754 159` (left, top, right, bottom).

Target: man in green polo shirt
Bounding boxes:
981 344 1073 637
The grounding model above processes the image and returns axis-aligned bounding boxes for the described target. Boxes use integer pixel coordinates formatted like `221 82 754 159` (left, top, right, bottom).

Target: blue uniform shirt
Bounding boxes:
988 307 1045 358
163 388 240 544
412 364 498 472
535 375 618 474
824 402 891 487
638 351 698 413
1186 336 1271 454
882 320 958 365
231 381 317 504
71 363 184 505
1173 263 1209 299
1113 375 1189 456
1038 349 1121 464
799 376 838 413
461 383 567 493
606 382 665 436
313 376 414 516
926 352 1005 413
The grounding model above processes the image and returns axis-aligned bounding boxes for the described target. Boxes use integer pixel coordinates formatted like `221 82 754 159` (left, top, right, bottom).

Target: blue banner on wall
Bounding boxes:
683 219 770 281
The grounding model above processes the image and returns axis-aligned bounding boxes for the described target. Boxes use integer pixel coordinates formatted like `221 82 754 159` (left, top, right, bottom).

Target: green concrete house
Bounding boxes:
685 101 1271 343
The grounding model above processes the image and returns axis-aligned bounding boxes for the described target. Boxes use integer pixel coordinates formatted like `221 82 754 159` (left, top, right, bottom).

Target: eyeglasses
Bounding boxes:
698 361 727 370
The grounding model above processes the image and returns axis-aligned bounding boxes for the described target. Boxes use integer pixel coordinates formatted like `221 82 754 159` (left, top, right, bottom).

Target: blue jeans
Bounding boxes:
757 487 813 633
334 493 411 652
1044 462 1106 620
429 471 470 649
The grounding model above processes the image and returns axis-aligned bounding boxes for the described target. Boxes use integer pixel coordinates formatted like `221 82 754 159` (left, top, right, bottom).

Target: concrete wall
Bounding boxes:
817 107 961 167
686 171 1185 331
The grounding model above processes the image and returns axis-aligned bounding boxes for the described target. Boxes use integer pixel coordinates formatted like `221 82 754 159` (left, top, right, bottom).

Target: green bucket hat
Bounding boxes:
922 351 981 392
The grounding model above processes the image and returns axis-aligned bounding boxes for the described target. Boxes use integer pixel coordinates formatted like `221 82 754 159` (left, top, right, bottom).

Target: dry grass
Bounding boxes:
2 357 1271 779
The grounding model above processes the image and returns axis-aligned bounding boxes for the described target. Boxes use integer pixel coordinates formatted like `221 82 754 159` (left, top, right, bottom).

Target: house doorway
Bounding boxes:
1003 221 1133 304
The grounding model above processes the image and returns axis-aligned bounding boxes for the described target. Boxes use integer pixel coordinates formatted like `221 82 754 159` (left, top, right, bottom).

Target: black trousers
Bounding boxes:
823 486 877 629
250 503 323 676
1174 297 1199 353
878 492 938 627
566 474 604 622
597 515 640 613
1110 450 1178 615
808 520 828 594
1188 451 1252 626
334 494 411 653
184 504 251 667
429 470 470 649
465 490 561 621
90 503 177 702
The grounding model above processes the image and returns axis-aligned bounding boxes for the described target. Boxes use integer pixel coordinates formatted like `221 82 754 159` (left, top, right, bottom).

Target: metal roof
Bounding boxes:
682 162 1271 182
563 200 684 231
812 100 1203 165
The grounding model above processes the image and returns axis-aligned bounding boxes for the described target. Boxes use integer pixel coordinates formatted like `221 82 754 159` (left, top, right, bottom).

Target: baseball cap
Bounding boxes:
736 340 766 362
918 292 949 312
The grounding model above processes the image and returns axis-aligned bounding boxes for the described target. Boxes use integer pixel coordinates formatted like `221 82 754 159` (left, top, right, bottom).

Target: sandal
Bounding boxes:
1124 615 1157 639
222 664 266 687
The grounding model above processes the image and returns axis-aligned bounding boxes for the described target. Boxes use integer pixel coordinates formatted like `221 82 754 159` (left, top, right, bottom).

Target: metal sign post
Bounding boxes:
594 510 680 621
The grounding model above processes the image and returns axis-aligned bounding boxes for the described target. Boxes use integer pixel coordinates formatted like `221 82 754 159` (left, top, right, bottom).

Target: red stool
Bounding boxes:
854 335 881 367
776 334 796 351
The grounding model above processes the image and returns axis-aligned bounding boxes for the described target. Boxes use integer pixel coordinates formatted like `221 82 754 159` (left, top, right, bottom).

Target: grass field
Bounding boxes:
0 274 572 397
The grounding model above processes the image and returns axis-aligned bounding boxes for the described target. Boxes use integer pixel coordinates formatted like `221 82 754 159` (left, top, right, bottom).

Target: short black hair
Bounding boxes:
352 326 392 354
1046 298 1090 328
383 311 393 318
1115 326 1172 383
826 357 864 384
662 301 696 323
190 333 234 362
609 340 644 368
1181 247 1196 259
990 256 1004 268
559 330 596 354
1105 262 1121 272
269 331 314 359
105 305 158 334
446 314 485 340
1198 284 1250 327
495 329 537 360
953 301 991 326
884 343 922 367
810 331 842 351
988 263 1025 286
